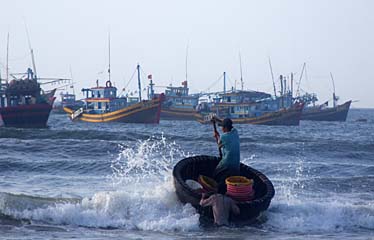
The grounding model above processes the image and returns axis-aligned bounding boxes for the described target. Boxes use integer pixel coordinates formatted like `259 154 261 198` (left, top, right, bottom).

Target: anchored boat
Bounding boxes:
173 155 275 223
0 68 56 128
296 71 352 122
53 92 84 114
301 100 351 122
196 103 304 126
64 65 164 124
195 88 303 126
156 81 200 121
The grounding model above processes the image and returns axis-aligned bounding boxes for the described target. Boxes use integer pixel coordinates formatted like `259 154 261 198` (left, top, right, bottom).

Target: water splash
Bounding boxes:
110 134 191 186
0 135 201 231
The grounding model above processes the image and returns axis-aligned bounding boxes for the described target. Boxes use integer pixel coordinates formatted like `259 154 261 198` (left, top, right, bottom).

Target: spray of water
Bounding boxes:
110 134 191 186
0 135 201 231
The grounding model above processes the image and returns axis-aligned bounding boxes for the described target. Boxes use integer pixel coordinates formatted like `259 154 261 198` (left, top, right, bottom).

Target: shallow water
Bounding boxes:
0 109 373 239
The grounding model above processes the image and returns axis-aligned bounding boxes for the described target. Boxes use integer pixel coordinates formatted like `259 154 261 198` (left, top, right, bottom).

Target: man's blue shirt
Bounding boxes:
216 128 240 172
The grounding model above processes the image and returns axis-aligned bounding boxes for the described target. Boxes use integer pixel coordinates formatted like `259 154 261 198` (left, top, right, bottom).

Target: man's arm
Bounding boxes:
200 194 215 207
212 116 223 124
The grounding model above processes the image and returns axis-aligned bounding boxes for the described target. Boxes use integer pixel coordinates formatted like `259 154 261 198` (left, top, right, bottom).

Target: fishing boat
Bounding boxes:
173 155 275 223
301 99 351 122
195 88 303 126
53 92 84 114
196 103 304 126
64 65 164 123
156 81 200 121
298 73 351 122
0 68 56 128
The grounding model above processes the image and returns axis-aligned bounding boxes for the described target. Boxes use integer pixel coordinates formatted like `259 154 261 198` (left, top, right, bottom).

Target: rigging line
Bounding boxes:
203 73 224 93
139 65 149 87
226 74 235 90
24 20 37 78
123 67 137 91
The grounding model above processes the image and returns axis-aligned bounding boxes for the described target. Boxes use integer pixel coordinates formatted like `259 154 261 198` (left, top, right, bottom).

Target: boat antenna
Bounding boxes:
6 32 9 84
108 31 111 82
185 42 189 83
330 72 336 107
24 21 37 79
223 71 226 94
296 62 306 97
268 57 277 97
291 72 294 98
280 75 284 108
239 52 244 91
69 66 75 96
137 64 142 101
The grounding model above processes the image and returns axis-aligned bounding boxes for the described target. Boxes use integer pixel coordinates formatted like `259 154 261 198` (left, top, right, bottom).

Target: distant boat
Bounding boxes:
196 90 303 126
63 65 164 124
196 103 304 126
53 92 84 114
298 73 351 122
0 68 56 128
156 81 200 121
301 100 351 122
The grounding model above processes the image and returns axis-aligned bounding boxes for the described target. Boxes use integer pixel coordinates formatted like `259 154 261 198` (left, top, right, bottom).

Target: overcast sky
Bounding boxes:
1 0 373 108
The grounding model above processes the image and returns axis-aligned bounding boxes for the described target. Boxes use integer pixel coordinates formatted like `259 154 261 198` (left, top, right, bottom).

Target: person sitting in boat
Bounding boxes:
211 117 240 194
200 192 240 226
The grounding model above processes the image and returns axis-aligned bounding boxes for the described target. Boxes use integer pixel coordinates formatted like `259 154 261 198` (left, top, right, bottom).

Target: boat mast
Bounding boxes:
137 64 142 101
280 75 284 108
6 32 9 84
239 52 244 91
185 43 189 85
25 23 37 79
330 72 336 108
291 72 294 99
268 57 277 97
69 66 75 96
296 62 306 97
108 32 111 83
223 71 226 94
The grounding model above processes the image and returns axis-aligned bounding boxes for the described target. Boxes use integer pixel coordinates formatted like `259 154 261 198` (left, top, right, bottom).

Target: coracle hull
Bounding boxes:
173 155 275 223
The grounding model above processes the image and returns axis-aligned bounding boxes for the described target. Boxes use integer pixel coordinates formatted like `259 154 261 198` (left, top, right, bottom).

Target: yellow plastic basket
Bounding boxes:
198 175 218 192
225 176 253 187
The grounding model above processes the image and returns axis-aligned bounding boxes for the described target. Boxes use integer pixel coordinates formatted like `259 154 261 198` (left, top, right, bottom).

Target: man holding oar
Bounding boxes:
211 116 241 194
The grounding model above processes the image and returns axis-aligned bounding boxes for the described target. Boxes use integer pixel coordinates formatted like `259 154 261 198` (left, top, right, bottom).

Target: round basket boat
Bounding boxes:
172 155 275 223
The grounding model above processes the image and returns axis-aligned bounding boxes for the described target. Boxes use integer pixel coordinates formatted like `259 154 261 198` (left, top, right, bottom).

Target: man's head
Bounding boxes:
219 118 233 132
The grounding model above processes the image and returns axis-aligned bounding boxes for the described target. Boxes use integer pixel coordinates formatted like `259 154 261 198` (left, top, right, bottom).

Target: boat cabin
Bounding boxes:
81 80 130 114
0 68 43 108
61 92 76 104
211 90 273 118
162 81 199 110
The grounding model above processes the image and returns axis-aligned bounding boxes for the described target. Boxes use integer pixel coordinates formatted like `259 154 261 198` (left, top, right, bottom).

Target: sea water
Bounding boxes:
0 109 373 239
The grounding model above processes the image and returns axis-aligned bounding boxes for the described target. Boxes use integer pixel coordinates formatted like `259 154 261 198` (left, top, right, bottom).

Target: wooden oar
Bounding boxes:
212 118 223 159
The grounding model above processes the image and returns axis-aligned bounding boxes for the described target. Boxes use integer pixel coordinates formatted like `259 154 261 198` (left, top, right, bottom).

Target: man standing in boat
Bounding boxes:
212 117 240 194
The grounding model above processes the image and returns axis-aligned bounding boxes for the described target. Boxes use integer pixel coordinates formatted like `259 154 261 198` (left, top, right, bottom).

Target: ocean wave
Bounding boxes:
265 199 374 233
0 184 200 231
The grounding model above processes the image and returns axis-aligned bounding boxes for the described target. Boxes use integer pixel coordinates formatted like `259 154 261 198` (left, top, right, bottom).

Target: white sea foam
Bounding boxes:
1 136 373 233
1 136 200 231
265 198 374 233
264 156 374 233
5 181 200 231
